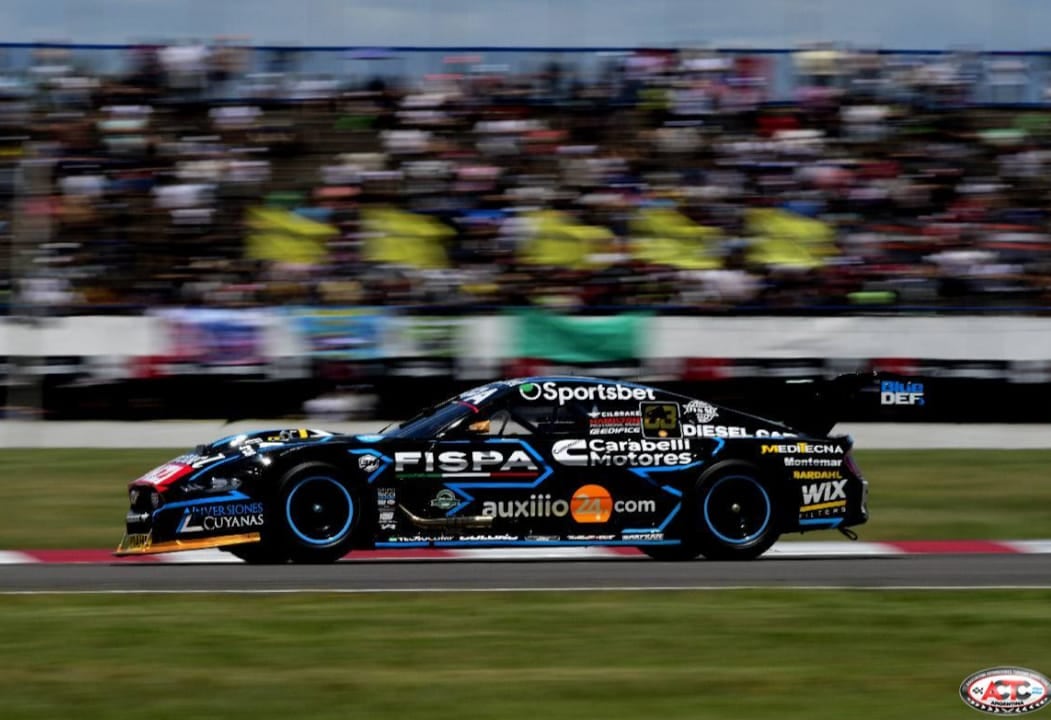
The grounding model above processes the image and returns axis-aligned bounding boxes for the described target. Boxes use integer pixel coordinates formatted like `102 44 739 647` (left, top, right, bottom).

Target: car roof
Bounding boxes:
509 375 659 391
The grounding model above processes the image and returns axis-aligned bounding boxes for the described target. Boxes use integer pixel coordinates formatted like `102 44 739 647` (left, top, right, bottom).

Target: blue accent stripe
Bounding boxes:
153 490 250 518
623 465 694 534
629 461 703 482
623 502 681 535
800 518 844 527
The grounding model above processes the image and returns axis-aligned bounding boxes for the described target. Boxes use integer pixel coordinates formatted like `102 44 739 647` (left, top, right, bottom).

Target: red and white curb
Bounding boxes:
1 540 1050 564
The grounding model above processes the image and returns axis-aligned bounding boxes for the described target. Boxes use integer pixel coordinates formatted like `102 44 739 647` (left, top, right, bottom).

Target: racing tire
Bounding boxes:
692 464 780 561
269 462 361 564
225 542 289 564
638 544 702 561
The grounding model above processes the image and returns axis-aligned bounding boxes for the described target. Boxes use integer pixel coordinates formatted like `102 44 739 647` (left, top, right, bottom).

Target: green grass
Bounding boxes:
0 449 1050 548
0 590 1048 720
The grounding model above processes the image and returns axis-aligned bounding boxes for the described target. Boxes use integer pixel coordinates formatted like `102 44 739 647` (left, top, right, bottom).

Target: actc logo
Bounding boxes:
881 380 925 406
960 667 1050 715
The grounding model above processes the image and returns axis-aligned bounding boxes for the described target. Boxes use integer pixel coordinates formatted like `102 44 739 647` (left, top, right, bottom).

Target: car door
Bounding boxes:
487 386 688 544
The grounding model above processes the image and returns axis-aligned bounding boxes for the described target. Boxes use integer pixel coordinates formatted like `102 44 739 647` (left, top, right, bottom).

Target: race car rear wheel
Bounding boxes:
694 466 780 560
274 462 360 563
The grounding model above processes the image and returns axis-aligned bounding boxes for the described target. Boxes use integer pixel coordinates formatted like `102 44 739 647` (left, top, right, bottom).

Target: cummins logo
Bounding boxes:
553 438 692 467
519 381 655 405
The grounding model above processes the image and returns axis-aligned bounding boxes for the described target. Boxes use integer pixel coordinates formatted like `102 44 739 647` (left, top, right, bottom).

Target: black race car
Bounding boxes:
116 376 869 562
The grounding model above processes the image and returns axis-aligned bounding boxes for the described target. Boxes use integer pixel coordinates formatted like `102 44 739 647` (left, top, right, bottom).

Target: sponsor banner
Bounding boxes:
587 409 642 436
155 308 267 367
285 307 387 361
761 442 845 455
683 399 719 423
483 494 569 519
377 487 397 530
800 479 847 507
385 315 461 358
783 456 842 468
177 502 264 534
481 485 657 522
798 478 848 519
394 446 543 479
518 380 656 405
683 424 750 438
880 379 925 406
792 470 841 480
429 489 459 511
554 437 693 468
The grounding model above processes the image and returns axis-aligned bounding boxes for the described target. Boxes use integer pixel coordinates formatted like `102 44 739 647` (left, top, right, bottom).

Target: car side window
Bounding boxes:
500 401 588 436
486 409 533 436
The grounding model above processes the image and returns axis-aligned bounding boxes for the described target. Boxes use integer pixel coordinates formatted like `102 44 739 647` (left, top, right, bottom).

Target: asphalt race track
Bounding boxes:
1 555 1049 593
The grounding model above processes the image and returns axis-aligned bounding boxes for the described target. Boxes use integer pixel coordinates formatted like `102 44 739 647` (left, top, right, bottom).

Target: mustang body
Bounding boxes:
116 376 869 562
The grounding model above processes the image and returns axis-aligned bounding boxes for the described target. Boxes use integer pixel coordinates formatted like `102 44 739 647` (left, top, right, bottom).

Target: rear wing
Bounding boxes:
772 372 926 436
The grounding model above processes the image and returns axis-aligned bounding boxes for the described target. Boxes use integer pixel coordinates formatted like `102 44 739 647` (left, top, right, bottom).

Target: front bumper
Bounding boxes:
114 531 261 556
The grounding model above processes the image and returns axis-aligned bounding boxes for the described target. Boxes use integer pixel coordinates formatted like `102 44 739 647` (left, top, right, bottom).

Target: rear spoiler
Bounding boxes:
774 372 925 436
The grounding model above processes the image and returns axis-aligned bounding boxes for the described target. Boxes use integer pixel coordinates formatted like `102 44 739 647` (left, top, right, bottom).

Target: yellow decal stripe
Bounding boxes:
113 532 261 556
799 500 848 512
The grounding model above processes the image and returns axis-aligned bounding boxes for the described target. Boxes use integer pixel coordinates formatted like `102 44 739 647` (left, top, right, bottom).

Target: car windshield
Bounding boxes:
382 399 479 440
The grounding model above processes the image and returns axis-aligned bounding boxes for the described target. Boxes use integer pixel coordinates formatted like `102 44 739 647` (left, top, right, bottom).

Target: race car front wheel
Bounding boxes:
231 462 361 563
276 462 360 563
694 465 780 560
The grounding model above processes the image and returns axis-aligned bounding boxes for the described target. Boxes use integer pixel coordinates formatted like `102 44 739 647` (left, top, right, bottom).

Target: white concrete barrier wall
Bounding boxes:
5 314 1051 361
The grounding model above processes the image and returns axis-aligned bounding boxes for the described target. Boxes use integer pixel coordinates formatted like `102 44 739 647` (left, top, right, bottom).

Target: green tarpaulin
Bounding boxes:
511 310 647 363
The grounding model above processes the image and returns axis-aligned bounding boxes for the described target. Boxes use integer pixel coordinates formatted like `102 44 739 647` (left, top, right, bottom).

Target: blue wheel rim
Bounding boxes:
702 475 771 546
285 476 354 547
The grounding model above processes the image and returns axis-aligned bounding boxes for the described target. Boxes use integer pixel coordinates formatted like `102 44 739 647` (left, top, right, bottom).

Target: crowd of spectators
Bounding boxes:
3 41 1051 313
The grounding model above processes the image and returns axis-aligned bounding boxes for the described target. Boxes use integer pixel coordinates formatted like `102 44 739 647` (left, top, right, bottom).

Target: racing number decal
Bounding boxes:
641 402 681 439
